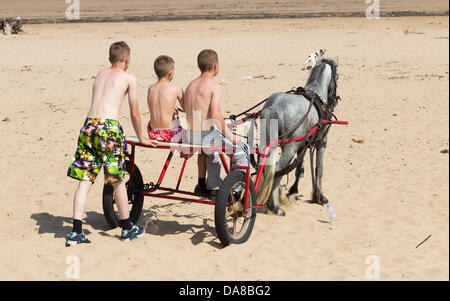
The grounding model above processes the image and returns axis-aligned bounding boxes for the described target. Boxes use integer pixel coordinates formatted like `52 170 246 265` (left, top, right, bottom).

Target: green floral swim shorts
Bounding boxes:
67 118 126 184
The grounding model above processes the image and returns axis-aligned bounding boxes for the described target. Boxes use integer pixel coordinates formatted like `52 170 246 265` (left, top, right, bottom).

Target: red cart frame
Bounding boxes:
102 119 347 246
125 119 348 211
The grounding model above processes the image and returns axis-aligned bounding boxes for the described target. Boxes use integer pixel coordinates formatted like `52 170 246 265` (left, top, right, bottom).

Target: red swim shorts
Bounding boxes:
147 122 183 143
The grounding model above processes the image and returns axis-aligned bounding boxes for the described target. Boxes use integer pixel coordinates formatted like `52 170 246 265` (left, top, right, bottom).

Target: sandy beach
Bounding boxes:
0 14 448 280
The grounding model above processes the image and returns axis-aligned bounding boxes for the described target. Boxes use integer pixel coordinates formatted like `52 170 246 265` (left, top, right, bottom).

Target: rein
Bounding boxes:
228 87 339 137
278 87 320 140
227 87 303 121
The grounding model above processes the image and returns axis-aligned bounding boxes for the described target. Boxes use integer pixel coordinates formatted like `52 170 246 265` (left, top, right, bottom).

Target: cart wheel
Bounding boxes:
102 160 144 229
214 170 257 247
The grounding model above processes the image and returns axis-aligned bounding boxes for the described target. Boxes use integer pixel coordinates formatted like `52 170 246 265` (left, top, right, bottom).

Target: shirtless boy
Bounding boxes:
66 41 155 246
184 49 250 194
147 55 184 142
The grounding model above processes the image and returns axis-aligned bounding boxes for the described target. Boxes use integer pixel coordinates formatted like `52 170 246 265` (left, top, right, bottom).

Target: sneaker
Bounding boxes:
194 184 209 196
121 225 145 242
66 232 91 247
194 184 219 200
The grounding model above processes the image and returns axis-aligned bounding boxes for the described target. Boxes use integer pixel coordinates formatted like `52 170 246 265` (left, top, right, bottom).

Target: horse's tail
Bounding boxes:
256 108 278 205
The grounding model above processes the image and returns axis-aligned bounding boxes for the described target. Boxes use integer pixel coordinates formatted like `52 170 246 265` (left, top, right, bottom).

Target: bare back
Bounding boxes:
87 67 135 120
147 82 182 129
184 77 220 131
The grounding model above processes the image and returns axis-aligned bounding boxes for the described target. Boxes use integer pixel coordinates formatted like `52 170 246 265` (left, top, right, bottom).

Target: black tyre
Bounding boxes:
214 170 257 247
102 160 144 229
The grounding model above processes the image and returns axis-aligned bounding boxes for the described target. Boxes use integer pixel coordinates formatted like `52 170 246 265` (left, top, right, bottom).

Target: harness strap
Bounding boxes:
274 146 308 177
229 97 269 120
278 88 319 140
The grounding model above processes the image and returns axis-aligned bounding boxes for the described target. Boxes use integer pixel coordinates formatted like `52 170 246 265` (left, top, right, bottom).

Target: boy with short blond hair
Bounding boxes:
146 55 185 142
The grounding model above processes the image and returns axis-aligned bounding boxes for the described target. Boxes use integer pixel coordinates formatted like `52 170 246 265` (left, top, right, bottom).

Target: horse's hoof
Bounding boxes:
319 194 329 205
312 194 320 204
275 208 286 216
267 204 285 216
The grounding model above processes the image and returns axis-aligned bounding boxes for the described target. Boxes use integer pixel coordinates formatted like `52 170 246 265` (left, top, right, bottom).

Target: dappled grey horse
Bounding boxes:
257 57 340 216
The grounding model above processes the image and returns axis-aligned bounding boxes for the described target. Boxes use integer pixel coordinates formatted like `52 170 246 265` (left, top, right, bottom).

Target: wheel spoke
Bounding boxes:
230 189 236 205
244 216 249 223
232 219 238 236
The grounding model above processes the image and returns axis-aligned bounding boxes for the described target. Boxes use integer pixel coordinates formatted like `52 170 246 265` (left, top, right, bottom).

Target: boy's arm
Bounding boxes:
209 83 240 144
128 75 157 147
177 86 185 111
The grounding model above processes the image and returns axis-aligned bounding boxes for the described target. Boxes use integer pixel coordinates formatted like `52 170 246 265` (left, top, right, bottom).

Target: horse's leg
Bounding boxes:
287 147 306 196
267 144 297 216
313 135 328 205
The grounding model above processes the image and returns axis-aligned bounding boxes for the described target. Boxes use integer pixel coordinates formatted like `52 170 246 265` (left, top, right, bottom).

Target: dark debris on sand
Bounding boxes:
1 17 23 35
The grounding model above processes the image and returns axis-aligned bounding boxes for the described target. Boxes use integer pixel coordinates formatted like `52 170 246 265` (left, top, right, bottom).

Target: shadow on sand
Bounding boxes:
30 204 223 249
29 211 111 239
140 205 223 249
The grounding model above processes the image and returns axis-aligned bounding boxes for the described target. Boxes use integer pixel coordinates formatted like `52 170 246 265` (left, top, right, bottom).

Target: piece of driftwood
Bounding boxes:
1 17 23 35
415 234 432 249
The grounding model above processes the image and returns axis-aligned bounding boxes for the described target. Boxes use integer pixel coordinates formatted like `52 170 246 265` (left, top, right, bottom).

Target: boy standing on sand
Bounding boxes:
66 41 156 246
146 55 185 142
184 49 250 195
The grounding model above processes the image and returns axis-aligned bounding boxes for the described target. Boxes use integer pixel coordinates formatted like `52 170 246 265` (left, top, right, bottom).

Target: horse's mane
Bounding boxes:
305 58 338 108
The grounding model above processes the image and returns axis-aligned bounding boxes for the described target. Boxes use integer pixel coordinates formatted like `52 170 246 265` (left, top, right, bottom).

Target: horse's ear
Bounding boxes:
332 56 339 66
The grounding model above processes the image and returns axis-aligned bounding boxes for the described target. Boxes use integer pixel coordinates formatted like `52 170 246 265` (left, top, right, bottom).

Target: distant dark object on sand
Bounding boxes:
1 17 23 35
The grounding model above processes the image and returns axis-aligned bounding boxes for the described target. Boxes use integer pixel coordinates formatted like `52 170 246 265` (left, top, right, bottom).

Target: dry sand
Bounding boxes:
0 16 448 280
